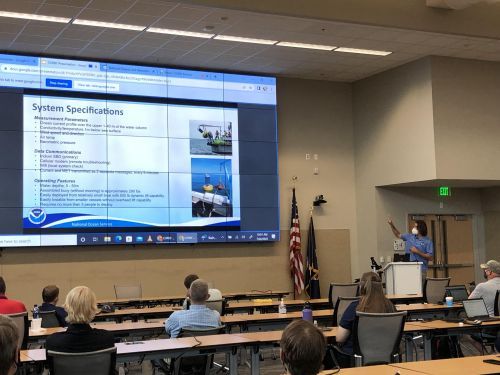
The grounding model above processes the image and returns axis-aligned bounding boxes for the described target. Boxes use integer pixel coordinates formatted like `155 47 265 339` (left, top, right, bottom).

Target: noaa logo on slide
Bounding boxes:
28 208 46 225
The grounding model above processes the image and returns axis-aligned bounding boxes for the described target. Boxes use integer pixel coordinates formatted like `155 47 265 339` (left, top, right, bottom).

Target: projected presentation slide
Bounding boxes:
0 53 278 248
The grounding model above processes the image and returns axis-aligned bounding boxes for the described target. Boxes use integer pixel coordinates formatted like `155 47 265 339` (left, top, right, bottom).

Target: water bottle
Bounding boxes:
278 298 287 314
302 301 313 322
33 304 39 319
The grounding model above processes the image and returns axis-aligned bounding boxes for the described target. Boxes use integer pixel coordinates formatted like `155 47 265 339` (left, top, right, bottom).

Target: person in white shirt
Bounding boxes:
469 260 500 316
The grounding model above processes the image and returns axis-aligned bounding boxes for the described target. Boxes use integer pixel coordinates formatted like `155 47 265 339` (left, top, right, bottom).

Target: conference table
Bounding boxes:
94 305 179 322
97 290 290 308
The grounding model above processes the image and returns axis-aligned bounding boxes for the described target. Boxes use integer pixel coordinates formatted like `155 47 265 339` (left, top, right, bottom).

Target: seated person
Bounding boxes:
0 315 19 375
280 320 326 375
46 286 114 352
336 272 395 355
0 277 26 314
182 273 199 309
40 285 68 327
166 279 221 338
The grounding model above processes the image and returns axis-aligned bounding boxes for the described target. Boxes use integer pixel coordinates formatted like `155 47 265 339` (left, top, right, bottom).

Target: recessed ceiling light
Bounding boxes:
72 19 145 31
214 35 277 45
276 41 336 51
147 27 214 39
0 11 71 23
334 47 392 56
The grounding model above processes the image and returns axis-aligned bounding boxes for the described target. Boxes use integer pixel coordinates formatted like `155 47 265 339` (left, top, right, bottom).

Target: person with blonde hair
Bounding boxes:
0 315 19 375
336 272 395 355
46 286 114 352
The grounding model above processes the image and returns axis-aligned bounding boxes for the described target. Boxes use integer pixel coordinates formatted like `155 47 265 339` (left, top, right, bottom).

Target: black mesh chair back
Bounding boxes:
176 326 226 375
495 290 500 316
114 284 142 299
205 299 225 316
353 311 407 367
47 347 117 375
424 277 450 304
40 310 60 328
328 283 359 308
5 312 28 349
332 297 360 327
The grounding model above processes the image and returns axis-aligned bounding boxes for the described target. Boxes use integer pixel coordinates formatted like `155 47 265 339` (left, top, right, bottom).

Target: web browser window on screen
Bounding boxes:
0 53 279 248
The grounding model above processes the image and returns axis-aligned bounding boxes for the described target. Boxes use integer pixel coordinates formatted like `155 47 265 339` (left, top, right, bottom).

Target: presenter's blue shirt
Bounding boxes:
401 233 434 271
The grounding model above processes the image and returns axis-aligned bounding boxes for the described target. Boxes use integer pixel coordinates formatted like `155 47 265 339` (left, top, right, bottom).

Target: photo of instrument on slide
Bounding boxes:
190 120 232 155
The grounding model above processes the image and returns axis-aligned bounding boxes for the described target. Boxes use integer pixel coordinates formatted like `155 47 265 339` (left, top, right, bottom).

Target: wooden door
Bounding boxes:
408 214 474 284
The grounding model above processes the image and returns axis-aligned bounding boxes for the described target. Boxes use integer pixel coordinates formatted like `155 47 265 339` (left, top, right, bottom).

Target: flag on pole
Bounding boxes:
289 188 304 297
305 215 321 299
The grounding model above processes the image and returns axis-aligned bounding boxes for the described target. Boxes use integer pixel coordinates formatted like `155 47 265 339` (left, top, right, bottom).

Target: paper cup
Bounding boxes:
31 318 42 331
445 296 453 307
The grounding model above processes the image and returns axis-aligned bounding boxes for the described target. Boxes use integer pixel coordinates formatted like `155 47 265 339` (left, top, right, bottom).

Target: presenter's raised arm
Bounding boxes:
387 218 402 238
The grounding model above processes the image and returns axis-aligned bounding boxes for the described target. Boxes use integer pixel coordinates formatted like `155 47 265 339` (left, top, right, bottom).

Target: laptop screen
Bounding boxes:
445 286 469 302
462 298 488 318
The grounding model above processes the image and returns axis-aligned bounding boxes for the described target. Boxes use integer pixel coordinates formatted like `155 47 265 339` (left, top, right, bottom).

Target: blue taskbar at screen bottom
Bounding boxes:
77 231 280 245
0 231 280 247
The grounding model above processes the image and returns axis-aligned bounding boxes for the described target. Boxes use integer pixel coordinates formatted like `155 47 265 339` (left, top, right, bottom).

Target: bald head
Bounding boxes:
189 279 209 304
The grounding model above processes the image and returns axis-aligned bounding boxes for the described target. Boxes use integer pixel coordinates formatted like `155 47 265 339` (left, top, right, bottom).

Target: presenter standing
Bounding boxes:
388 219 434 285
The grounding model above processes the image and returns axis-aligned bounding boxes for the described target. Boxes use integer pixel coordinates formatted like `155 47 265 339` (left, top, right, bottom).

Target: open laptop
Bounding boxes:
445 285 469 302
462 298 500 322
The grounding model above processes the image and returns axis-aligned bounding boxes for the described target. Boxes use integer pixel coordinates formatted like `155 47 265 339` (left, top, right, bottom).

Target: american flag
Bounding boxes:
289 188 304 297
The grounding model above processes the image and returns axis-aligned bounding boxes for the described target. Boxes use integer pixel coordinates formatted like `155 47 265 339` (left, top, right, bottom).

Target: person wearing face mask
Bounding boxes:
468 260 500 316
388 219 434 285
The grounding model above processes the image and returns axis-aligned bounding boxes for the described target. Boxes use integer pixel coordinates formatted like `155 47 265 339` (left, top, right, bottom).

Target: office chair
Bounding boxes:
175 326 226 375
5 312 29 350
39 310 61 328
424 278 450 304
352 311 407 367
47 347 117 375
332 297 360 327
114 284 142 299
495 290 499 316
205 299 225 316
328 283 359 308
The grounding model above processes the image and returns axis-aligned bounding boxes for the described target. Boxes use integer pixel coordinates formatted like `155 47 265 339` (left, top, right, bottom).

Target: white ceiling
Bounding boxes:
0 0 500 81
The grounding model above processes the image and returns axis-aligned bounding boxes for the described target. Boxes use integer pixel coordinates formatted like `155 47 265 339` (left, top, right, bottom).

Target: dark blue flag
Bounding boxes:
305 216 321 299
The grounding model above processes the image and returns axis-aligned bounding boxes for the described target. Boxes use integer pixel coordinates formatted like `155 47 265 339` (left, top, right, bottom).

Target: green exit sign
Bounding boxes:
439 186 451 197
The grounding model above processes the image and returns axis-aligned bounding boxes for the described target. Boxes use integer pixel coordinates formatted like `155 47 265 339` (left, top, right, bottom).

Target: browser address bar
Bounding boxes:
0 64 263 91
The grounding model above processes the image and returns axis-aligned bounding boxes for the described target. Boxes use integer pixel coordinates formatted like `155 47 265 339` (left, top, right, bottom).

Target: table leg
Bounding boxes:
423 332 432 360
229 347 239 375
405 336 414 362
250 345 260 375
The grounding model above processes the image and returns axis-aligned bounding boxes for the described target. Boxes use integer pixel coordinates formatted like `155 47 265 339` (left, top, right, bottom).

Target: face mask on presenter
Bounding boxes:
411 227 419 235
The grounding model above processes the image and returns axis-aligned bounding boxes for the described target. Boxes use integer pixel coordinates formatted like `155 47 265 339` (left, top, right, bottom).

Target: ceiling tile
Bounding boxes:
82 40 122 52
164 5 210 22
45 0 90 6
77 8 123 22
51 37 90 48
149 17 196 30
115 13 158 27
0 22 25 34
127 1 176 16
21 23 66 37
59 25 103 40
36 4 83 18
0 32 17 42
45 45 82 55
15 34 54 45
87 0 136 12
94 29 141 44
0 0 41 13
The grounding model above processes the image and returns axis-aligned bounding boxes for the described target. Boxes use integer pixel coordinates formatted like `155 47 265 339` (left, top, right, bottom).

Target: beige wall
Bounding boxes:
432 57 500 180
352 58 435 276
481 187 500 262
0 77 355 308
